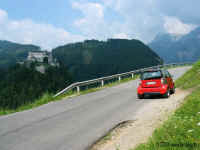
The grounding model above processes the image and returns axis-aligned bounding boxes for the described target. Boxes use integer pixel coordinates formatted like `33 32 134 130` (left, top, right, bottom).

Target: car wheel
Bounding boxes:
137 94 144 99
170 87 175 94
163 89 170 98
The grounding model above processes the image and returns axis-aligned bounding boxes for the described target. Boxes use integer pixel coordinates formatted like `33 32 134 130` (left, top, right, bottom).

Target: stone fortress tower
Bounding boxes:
23 51 59 73
27 51 59 66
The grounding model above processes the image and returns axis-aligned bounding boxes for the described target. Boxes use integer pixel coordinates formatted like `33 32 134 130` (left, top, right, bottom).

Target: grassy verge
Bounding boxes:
0 90 76 116
133 88 200 150
175 61 200 89
133 61 200 150
0 75 138 116
164 63 193 70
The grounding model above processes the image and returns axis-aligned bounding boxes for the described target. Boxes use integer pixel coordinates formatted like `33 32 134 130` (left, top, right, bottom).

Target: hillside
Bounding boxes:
0 64 72 109
149 27 200 63
52 39 163 81
0 40 40 68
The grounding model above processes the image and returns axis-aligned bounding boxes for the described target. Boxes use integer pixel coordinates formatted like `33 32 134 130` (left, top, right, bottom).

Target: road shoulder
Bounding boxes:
90 88 192 150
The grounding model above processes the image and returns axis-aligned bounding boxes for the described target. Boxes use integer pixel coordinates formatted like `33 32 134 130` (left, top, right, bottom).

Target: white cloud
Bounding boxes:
101 0 165 43
72 1 140 41
0 9 84 50
113 33 130 39
1 0 199 49
72 2 104 19
100 0 198 42
72 2 109 39
157 0 200 25
164 16 197 35
0 9 8 24
101 0 116 7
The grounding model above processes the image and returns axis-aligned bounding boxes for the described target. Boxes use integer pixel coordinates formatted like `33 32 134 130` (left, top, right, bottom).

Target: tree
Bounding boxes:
0 64 73 109
43 57 49 64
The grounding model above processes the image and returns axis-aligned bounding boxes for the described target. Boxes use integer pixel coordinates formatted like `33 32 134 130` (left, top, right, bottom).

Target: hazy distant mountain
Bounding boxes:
149 27 200 63
0 40 40 68
53 39 163 81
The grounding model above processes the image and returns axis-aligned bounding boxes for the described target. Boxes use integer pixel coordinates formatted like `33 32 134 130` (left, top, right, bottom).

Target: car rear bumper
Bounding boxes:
137 85 168 95
142 92 161 96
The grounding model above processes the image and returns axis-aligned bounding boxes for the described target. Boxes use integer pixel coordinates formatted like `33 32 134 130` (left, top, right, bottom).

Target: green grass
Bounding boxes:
133 88 200 150
164 63 193 70
0 75 138 116
79 75 139 95
103 132 112 141
175 61 200 89
0 90 76 116
132 61 200 150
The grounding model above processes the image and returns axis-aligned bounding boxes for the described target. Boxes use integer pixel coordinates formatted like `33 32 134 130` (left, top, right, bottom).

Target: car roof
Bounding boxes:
143 68 163 72
141 68 169 74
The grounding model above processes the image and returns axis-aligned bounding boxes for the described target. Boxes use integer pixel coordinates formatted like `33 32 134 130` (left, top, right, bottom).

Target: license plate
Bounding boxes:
146 82 156 85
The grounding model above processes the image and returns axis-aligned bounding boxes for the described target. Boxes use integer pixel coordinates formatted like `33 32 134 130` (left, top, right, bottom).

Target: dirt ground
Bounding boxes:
90 88 192 150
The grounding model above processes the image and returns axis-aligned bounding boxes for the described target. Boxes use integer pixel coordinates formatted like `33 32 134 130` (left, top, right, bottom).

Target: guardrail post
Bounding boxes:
132 73 134 78
119 76 121 82
76 86 80 93
101 80 104 87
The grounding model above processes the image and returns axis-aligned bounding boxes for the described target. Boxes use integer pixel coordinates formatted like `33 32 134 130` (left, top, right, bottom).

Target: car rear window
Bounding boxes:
141 71 162 80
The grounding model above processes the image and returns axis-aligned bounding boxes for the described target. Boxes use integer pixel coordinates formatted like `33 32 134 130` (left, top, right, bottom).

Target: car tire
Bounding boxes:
163 89 170 98
137 94 144 99
170 87 175 94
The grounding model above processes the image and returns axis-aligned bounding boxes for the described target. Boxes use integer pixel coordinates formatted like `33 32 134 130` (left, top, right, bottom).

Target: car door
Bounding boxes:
166 70 174 89
163 70 170 88
168 71 174 89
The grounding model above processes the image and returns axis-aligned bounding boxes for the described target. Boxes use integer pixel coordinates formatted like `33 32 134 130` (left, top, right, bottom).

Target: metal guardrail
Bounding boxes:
54 62 194 97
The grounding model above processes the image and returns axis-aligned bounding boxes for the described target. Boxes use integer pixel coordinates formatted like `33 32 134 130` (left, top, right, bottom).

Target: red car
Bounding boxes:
137 69 175 99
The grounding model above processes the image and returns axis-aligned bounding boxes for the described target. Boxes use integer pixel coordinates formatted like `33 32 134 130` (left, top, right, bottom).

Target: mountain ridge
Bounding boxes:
52 39 163 81
0 40 41 68
149 27 200 63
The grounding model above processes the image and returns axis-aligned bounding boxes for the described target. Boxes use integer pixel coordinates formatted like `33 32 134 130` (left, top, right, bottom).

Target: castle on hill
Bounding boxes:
27 51 59 66
18 51 59 73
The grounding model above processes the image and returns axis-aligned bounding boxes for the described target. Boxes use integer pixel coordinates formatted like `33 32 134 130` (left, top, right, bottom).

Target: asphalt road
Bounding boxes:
0 66 191 150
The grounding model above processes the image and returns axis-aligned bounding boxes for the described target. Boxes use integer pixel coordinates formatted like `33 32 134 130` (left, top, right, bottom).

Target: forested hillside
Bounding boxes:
0 40 40 68
0 64 72 109
0 39 163 110
53 39 163 81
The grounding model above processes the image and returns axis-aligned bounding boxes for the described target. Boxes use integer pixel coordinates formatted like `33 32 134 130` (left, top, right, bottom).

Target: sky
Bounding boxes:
0 0 199 50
